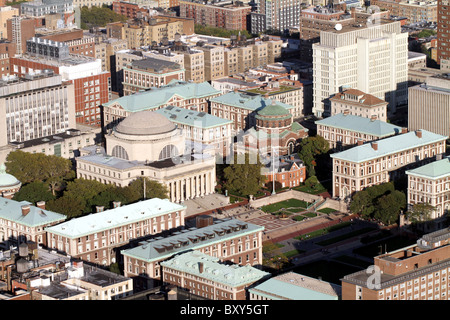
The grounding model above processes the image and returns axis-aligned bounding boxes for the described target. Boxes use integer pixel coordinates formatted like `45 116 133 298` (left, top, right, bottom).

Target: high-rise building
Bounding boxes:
437 0 450 70
250 0 300 34
312 19 408 118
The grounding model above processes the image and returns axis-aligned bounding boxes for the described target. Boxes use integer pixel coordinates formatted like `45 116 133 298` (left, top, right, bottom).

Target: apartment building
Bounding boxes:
154 105 233 156
316 113 403 151
102 80 221 130
0 6 18 40
94 38 128 72
161 251 270 300
197 44 225 82
38 29 97 58
112 0 148 19
180 0 251 30
250 0 300 34
11 38 111 128
106 16 195 50
121 218 265 290
45 198 186 266
122 58 185 95
408 74 450 137
371 0 438 23
406 157 450 227
0 197 66 248
437 0 450 69
0 41 16 78
6 16 35 55
342 227 450 300
312 20 408 118
331 129 447 199
21 0 74 17
329 89 389 122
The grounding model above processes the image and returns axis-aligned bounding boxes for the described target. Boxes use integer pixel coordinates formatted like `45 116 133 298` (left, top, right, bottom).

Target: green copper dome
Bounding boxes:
256 101 291 121
0 163 21 188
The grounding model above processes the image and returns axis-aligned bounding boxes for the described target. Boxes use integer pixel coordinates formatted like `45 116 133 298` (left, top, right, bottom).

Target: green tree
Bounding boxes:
297 136 330 178
407 203 435 224
6 150 73 184
126 177 169 201
62 178 112 214
46 195 85 218
374 190 406 225
12 181 55 204
80 6 127 30
223 153 266 197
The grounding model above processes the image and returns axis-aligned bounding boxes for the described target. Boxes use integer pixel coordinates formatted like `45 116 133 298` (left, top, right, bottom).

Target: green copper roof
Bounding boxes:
0 197 66 228
248 272 340 300
256 102 291 118
155 106 232 129
210 91 294 112
103 81 221 112
0 163 21 188
315 113 402 137
121 218 264 262
161 251 270 287
330 129 447 163
45 198 186 239
406 157 450 179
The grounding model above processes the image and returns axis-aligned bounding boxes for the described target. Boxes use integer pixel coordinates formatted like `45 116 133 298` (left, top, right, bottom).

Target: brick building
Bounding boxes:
45 198 186 267
262 154 307 189
438 0 450 69
341 227 450 300
161 251 270 300
121 218 265 290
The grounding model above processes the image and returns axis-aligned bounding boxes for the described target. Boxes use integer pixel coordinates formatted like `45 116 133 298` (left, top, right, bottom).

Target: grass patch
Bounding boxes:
315 227 376 246
294 221 354 241
261 198 308 214
302 212 317 218
284 249 305 258
292 215 305 221
318 208 337 214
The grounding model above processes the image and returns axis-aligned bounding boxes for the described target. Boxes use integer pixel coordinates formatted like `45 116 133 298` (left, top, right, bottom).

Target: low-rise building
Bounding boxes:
249 272 341 300
329 89 389 122
45 198 186 266
122 57 185 95
316 113 403 151
121 218 265 290
331 129 447 199
261 154 307 189
0 197 66 248
161 251 270 300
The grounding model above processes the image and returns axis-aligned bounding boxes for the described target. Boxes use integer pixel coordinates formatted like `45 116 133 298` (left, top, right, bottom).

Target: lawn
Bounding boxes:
294 221 353 241
260 198 308 214
318 208 337 214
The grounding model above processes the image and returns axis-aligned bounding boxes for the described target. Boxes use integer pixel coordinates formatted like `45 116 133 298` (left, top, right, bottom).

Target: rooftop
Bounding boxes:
161 251 270 287
121 218 264 262
44 198 186 239
330 89 388 106
315 113 401 137
128 57 182 73
155 106 233 129
330 129 447 163
210 91 294 112
406 157 450 179
0 197 66 228
249 272 341 300
103 81 221 112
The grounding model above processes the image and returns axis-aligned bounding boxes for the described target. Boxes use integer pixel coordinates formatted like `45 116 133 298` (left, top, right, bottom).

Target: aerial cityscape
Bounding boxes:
0 0 449 305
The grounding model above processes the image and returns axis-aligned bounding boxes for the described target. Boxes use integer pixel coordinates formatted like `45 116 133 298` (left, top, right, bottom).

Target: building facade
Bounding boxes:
121 218 265 290
45 198 186 266
437 0 450 69
331 129 447 199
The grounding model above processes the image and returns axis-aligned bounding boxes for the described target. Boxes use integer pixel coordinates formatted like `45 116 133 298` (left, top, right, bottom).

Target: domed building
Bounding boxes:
0 163 21 199
76 110 216 203
238 101 308 155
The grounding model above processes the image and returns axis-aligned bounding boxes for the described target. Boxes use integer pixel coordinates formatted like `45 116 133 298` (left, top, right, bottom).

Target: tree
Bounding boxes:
407 203 436 224
223 153 266 197
374 190 406 225
46 195 85 218
80 6 127 30
297 136 330 178
6 150 74 184
12 181 55 204
126 177 169 201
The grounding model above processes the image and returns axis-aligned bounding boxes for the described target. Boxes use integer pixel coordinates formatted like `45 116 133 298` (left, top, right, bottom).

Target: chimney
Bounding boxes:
371 142 378 151
343 109 350 115
113 201 121 208
36 201 45 210
21 205 31 216
198 262 204 273
96 206 104 212
415 130 422 138
370 115 377 121
357 139 363 146
402 127 408 134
